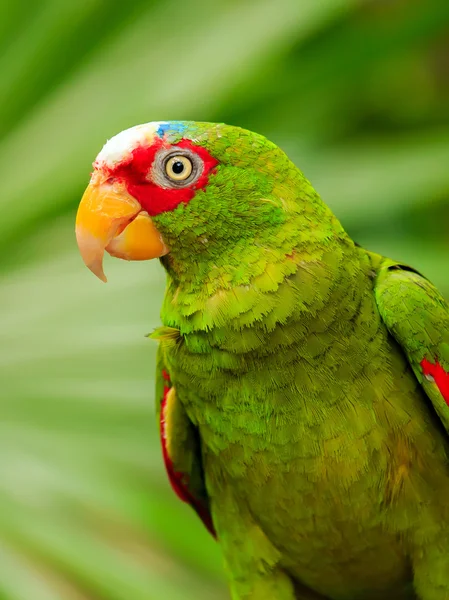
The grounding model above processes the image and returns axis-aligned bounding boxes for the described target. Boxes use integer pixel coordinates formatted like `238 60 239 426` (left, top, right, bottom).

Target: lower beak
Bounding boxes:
75 181 168 282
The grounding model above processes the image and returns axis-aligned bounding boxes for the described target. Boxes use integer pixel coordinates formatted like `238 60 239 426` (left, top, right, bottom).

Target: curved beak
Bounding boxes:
75 180 168 282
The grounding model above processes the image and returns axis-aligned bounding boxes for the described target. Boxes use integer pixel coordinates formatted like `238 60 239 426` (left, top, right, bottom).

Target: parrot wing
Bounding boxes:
375 260 449 434
155 343 215 536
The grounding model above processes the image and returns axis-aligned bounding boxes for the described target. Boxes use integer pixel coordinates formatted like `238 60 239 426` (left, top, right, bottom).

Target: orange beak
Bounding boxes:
75 179 168 282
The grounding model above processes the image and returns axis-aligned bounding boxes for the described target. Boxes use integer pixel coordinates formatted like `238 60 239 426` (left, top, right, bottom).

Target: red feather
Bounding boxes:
104 138 218 216
160 371 216 537
421 358 449 406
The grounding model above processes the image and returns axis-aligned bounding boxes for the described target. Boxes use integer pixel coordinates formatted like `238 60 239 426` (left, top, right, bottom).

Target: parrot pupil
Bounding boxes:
172 161 184 175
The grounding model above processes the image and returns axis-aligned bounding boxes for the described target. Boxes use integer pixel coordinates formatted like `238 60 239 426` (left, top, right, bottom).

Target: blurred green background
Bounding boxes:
1 0 448 598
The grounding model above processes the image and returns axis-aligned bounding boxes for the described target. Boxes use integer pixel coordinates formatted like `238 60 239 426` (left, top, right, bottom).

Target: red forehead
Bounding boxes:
102 138 218 216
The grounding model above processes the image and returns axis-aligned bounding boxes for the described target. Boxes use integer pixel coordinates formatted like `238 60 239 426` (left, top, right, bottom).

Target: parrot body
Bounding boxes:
77 121 449 600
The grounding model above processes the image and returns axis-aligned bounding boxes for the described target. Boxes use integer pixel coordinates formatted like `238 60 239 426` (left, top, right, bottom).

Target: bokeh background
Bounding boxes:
1 0 448 598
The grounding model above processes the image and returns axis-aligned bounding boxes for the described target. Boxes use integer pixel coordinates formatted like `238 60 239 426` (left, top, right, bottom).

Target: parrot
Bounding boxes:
75 121 449 600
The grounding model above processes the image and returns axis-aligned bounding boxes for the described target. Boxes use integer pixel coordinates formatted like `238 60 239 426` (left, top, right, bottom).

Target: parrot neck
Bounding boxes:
160 210 360 335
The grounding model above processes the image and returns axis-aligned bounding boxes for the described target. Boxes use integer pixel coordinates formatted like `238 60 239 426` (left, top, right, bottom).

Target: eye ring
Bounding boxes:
152 147 203 189
165 155 193 181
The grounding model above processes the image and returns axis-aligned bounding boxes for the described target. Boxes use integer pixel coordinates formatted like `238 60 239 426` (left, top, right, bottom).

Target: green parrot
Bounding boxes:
76 121 449 600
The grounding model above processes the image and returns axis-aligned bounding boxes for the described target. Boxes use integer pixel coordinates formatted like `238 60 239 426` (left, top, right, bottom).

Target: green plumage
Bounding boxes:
151 123 449 599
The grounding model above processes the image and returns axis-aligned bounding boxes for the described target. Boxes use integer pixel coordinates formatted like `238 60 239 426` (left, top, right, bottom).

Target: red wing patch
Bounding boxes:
160 370 216 537
421 358 449 406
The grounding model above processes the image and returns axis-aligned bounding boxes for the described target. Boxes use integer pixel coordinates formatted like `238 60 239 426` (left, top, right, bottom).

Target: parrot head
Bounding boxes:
76 121 336 283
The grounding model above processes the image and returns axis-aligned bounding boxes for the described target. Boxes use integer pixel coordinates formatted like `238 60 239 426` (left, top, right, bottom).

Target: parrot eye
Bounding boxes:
152 148 203 189
165 155 193 181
